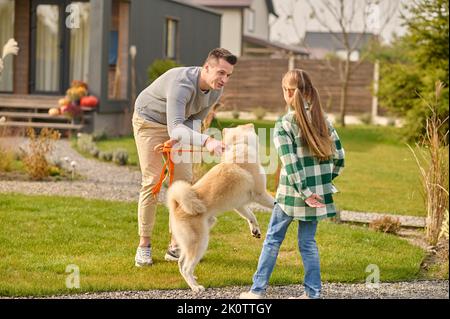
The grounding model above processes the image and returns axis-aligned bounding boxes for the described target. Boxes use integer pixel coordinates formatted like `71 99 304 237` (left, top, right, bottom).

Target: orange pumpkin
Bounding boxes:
80 95 99 108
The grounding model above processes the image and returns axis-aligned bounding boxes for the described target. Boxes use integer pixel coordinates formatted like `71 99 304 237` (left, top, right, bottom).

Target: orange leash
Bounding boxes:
150 142 198 198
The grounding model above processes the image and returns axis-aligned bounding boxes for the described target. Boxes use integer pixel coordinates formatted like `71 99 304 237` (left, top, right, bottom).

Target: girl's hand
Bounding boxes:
204 137 225 156
305 194 325 208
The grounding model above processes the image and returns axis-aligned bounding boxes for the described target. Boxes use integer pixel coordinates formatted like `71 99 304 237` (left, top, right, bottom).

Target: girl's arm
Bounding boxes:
330 127 345 180
273 119 313 200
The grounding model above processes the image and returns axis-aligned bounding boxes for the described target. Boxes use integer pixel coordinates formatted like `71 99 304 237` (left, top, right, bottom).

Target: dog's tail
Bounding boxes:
167 180 206 216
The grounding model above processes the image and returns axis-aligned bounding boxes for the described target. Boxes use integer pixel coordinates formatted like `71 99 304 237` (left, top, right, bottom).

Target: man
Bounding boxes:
132 48 237 266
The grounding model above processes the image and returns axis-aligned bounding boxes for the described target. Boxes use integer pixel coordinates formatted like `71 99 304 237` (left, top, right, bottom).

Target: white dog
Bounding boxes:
166 124 274 292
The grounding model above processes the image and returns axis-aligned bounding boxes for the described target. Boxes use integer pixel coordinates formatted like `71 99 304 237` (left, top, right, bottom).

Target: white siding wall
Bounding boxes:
219 9 242 56
243 0 269 40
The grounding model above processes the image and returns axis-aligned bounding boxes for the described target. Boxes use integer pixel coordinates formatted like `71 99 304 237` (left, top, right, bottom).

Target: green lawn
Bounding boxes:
0 194 425 297
89 119 426 216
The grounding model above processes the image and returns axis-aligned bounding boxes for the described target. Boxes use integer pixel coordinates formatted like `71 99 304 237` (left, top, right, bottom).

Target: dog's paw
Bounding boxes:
192 285 205 293
251 226 261 238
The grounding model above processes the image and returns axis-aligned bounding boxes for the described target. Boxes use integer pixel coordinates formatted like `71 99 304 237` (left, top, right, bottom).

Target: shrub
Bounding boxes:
77 133 99 157
92 130 108 141
113 149 129 165
148 59 183 84
369 216 401 234
0 147 14 172
253 106 267 120
77 134 95 152
232 109 240 119
48 166 62 177
99 151 113 162
22 128 60 180
89 147 100 158
386 117 397 127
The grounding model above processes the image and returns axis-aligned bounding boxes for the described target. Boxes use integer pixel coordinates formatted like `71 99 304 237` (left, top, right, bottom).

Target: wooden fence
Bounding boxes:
220 58 380 115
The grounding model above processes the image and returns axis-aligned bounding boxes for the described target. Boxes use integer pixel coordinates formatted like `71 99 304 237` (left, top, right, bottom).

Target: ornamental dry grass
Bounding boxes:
22 128 61 180
408 81 449 246
0 119 14 172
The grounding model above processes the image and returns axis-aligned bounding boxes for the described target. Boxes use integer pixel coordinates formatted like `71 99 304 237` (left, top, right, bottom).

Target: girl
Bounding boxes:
240 69 345 299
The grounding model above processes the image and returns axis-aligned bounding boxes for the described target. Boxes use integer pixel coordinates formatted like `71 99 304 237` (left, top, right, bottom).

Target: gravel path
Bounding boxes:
0 138 447 299
9 280 449 299
0 138 142 202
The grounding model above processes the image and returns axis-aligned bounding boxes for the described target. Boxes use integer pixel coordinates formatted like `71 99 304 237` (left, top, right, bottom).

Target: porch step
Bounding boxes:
0 111 93 121
0 94 61 110
0 121 83 130
0 94 95 134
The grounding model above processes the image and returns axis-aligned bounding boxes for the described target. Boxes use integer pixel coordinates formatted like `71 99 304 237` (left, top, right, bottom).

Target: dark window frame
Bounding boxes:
30 0 88 95
164 16 180 61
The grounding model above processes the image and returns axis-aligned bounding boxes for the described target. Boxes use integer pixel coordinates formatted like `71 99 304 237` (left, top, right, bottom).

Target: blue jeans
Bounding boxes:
251 204 321 298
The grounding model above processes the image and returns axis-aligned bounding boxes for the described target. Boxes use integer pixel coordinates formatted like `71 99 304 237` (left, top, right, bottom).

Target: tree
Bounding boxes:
368 0 449 140
276 0 398 126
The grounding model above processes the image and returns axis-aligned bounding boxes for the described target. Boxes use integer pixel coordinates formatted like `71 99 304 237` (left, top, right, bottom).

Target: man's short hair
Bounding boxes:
205 48 237 66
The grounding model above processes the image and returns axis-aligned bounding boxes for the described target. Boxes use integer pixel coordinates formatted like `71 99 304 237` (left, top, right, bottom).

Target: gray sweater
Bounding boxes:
134 66 223 146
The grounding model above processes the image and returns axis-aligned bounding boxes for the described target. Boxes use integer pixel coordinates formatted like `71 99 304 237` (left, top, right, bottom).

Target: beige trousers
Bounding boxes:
132 112 193 238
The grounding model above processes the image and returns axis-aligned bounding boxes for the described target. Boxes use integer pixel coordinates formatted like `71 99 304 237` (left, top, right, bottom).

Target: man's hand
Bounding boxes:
305 194 325 208
154 138 178 153
204 137 225 156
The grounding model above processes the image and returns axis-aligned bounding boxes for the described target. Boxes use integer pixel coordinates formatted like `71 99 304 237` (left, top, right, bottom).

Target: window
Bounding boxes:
35 3 61 92
69 1 91 83
0 0 15 92
165 18 178 60
246 9 255 33
109 31 118 66
108 0 129 100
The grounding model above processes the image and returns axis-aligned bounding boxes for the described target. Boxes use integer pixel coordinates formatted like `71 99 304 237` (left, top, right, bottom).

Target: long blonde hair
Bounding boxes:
282 69 333 161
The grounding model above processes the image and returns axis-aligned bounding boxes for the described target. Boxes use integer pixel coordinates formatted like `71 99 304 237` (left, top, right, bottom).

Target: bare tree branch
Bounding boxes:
348 0 357 29
349 0 369 52
305 0 343 44
286 0 303 43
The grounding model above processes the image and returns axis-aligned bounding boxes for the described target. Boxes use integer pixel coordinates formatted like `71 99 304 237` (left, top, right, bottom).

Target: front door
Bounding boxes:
30 0 90 95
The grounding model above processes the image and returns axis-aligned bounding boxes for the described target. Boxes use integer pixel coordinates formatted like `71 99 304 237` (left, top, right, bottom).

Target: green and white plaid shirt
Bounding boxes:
273 111 345 221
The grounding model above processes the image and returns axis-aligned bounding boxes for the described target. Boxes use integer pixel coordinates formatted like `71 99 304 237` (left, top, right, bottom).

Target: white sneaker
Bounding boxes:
135 246 153 267
164 245 180 262
239 291 265 299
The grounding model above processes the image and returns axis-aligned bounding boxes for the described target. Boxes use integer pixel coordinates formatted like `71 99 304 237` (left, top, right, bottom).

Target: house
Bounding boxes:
0 0 221 136
242 34 309 58
271 0 407 59
186 0 307 58
304 31 376 61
